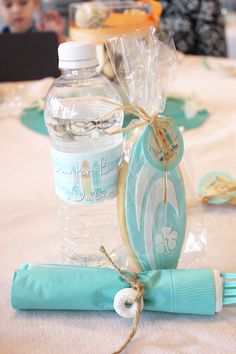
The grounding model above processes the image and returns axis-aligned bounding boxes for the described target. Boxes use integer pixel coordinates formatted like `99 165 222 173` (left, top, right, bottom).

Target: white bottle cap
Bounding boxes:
58 42 99 69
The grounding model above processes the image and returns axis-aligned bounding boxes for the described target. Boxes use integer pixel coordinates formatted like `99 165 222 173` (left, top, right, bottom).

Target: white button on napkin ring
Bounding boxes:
113 288 144 318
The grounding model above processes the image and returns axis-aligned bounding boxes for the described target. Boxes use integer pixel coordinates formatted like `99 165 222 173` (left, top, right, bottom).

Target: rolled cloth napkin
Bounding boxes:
11 263 236 316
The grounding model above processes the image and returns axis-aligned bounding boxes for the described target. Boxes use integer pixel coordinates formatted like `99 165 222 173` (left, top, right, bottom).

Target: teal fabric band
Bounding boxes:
12 265 216 315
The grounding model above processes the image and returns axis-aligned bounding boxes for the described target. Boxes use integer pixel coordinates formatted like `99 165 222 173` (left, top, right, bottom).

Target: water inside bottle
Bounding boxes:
46 96 131 268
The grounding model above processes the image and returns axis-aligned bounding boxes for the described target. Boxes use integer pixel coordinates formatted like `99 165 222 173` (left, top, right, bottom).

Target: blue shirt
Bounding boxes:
1 24 37 34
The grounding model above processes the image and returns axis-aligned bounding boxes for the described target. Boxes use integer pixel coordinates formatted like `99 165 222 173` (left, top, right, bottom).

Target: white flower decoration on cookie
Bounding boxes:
156 227 178 256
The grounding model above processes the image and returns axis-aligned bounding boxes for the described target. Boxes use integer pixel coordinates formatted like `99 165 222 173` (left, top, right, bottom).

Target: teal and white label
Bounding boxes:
51 144 123 204
142 124 184 171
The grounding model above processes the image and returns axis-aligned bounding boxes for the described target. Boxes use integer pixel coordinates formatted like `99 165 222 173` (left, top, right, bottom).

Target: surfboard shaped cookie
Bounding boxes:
123 124 186 271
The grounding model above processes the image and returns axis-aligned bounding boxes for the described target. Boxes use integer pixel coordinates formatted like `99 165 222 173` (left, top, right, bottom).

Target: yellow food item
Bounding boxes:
117 161 142 271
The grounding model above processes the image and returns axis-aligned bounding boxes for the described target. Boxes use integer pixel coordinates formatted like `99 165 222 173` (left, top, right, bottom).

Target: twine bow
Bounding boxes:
100 98 172 142
201 176 236 205
100 246 144 354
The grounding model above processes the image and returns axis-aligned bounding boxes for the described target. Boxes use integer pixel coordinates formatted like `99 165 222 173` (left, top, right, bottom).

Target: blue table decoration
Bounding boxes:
163 97 209 130
20 108 48 136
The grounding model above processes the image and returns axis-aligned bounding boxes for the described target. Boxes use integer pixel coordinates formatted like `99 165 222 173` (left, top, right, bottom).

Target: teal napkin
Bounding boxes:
12 264 216 315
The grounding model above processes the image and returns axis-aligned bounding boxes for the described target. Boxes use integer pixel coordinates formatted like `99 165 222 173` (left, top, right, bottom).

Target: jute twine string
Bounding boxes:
201 177 236 204
99 98 174 204
100 246 144 354
99 98 172 139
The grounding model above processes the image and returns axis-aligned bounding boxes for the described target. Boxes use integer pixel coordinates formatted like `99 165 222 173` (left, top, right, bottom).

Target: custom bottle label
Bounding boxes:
51 144 123 204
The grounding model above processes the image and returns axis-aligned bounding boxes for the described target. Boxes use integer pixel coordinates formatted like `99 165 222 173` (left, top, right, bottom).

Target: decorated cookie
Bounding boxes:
118 124 186 271
126 133 186 270
117 161 143 271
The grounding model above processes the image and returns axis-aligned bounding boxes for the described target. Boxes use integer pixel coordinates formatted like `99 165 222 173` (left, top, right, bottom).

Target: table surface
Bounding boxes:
1 56 236 354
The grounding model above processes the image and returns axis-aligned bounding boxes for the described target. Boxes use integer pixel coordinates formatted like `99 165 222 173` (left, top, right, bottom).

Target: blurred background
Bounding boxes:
0 0 235 58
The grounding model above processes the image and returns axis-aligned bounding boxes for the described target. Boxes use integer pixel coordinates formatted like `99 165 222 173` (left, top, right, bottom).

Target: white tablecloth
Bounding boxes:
1 56 236 354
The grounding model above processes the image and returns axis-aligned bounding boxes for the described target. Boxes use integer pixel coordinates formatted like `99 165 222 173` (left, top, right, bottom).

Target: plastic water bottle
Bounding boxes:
44 42 129 268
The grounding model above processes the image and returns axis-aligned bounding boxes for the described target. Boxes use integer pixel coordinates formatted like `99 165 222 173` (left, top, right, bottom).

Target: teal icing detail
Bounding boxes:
153 201 183 269
125 131 186 271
